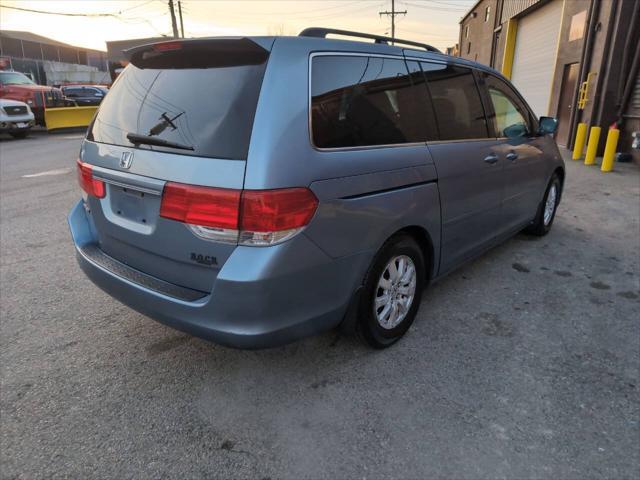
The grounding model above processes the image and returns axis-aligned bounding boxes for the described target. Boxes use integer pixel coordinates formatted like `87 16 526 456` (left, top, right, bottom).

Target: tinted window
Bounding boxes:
311 56 437 148
63 87 84 97
481 73 533 138
90 60 267 160
421 63 489 141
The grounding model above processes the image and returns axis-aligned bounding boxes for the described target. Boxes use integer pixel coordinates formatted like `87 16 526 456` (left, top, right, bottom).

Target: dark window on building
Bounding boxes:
311 56 438 148
467 42 471 54
21 40 42 60
41 44 59 61
78 50 88 65
0 36 23 57
59 47 78 64
422 63 489 141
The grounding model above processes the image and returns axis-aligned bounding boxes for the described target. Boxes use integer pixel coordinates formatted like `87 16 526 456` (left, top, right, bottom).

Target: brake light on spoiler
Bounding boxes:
159 182 318 246
152 41 183 52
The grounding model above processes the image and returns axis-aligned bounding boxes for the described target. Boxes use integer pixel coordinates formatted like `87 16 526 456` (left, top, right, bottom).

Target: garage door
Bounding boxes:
510 0 563 117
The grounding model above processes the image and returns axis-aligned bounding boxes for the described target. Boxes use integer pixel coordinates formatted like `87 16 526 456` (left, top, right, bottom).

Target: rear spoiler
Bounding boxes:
124 38 272 69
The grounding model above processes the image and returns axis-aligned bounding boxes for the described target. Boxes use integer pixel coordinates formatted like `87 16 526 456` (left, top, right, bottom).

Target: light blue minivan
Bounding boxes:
69 29 564 349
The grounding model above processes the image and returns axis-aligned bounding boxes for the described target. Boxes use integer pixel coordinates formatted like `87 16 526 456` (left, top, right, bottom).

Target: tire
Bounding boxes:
9 130 28 139
525 174 561 236
357 234 426 348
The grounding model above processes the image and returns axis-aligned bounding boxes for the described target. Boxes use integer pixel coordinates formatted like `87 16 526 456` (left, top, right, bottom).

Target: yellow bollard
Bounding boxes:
584 126 601 166
572 123 587 160
601 128 620 172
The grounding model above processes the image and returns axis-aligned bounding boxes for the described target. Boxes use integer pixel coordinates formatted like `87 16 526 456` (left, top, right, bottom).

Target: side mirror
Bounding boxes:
538 116 558 135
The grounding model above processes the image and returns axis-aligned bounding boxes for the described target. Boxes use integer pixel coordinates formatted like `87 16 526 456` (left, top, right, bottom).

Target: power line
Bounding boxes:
400 1 467 12
0 4 118 17
379 0 407 43
120 0 157 14
418 0 469 7
0 1 161 17
0 2 170 40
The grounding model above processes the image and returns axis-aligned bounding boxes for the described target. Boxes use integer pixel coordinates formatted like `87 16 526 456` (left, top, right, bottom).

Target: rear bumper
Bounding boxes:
69 200 370 349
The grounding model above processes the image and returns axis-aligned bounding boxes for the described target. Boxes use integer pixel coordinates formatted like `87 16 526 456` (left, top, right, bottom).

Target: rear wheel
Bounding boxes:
525 174 561 236
357 235 425 348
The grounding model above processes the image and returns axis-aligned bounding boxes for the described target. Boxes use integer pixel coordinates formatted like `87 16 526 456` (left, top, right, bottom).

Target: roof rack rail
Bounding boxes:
299 27 441 53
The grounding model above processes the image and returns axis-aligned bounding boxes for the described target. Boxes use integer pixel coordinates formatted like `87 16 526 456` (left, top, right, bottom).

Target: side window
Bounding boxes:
422 62 489 140
64 88 82 98
311 56 437 148
482 73 533 138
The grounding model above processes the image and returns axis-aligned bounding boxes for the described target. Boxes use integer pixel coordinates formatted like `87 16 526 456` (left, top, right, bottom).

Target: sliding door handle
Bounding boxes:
484 154 498 164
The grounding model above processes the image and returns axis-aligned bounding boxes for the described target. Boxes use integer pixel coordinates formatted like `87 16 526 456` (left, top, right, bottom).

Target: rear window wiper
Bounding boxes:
126 132 194 151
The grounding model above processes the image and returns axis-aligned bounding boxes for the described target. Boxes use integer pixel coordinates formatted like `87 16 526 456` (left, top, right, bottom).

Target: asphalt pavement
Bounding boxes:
1 131 639 479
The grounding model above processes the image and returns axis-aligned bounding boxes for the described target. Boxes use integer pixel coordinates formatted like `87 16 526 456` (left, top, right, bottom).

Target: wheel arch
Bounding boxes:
339 223 437 335
553 166 565 201
392 225 436 284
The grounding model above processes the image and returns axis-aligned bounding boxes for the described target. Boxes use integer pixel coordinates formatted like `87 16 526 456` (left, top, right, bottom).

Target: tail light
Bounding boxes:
159 182 318 246
76 159 105 198
160 183 241 244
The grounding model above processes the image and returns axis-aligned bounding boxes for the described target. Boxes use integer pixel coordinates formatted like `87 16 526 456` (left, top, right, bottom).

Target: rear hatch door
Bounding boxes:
81 38 272 293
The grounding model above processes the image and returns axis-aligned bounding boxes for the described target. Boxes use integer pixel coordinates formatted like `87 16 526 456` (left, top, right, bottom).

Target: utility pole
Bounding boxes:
168 0 179 38
178 1 185 38
379 0 406 44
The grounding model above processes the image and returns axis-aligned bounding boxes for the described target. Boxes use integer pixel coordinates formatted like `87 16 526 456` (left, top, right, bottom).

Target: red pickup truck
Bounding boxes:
0 71 66 125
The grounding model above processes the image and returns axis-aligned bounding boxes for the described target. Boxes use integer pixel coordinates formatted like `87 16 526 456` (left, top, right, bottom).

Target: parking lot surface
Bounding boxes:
1 132 639 479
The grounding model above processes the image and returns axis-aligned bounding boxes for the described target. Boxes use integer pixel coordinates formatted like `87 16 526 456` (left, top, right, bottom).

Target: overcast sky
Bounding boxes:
0 0 475 52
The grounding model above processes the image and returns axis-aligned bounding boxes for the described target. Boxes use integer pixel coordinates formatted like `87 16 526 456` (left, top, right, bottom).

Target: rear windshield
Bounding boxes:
89 53 267 160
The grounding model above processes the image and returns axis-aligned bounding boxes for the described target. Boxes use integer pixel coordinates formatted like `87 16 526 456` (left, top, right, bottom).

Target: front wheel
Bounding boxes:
357 235 425 348
525 174 561 236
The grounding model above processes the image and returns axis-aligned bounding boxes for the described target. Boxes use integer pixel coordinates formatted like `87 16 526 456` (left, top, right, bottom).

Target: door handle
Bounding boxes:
506 152 518 161
484 154 498 164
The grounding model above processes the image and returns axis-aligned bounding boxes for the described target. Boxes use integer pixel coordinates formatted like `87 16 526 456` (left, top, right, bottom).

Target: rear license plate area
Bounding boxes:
109 185 160 227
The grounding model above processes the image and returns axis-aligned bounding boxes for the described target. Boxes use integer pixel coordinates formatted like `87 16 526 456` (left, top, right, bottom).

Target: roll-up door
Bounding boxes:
510 0 563 117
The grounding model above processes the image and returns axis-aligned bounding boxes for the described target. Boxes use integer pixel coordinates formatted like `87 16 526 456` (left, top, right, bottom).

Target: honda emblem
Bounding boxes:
120 151 133 169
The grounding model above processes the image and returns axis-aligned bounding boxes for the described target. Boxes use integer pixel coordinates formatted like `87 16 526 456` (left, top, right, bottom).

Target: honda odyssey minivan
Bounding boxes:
68 29 564 349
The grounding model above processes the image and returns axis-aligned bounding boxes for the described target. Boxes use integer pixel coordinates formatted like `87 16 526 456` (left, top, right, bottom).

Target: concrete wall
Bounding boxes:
42 61 109 85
